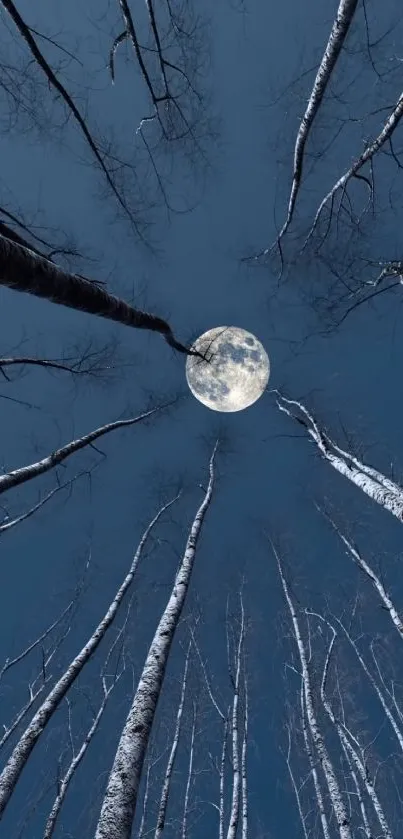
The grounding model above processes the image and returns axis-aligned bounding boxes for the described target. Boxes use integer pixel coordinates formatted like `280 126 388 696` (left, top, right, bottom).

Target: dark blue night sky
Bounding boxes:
1 0 403 836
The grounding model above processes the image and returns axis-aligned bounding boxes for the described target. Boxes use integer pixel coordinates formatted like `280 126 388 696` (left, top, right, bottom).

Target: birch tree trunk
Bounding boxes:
319 508 403 639
318 621 393 839
0 496 179 817
271 539 352 839
153 643 191 839
226 596 245 839
181 700 197 839
95 442 218 839
0 233 199 356
0 402 170 496
276 393 403 521
277 0 359 244
241 673 248 839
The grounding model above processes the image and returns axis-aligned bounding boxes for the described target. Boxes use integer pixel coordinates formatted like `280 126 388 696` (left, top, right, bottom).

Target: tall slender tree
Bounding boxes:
0 494 180 817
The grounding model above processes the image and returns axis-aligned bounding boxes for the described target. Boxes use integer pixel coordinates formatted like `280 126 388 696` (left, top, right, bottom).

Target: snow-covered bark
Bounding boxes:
276 393 403 521
95 443 218 839
0 233 199 356
0 496 178 817
154 643 191 839
0 403 169 496
272 540 352 839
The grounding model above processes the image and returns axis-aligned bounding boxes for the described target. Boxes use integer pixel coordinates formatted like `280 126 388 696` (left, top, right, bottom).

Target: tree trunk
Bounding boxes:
0 233 196 356
95 442 218 839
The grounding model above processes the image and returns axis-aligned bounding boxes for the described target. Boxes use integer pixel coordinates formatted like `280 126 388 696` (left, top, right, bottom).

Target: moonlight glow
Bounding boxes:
186 326 270 412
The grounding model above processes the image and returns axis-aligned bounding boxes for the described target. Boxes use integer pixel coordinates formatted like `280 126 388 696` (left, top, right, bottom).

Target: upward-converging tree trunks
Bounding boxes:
0 495 180 817
95 442 218 839
271 539 352 839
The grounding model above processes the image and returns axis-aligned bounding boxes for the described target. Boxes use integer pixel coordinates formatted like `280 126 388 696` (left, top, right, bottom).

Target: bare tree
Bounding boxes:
276 392 403 522
266 0 359 267
94 441 218 839
0 0 143 234
0 493 180 817
318 506 403 640
0 233 204 358
110 0 215 215
303 90 403 253
315 611 394 839
153 641 192 839
0 398 174 496
271 536 352 839
42 606 131 839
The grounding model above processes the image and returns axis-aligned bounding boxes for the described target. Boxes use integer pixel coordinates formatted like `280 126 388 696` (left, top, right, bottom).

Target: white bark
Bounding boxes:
321 510 403 639
0 402 171 496
219 712 229 839
226 596 245 839
0 496 178 817
272 540 352 839
154 643 191 839
284 720 310 839
304 89 403 247
300 682 331 839
0 469 93 534
319 622 393 839
277 0 359 243
277 393 403 522
332 615 403 753
181 700 196 839
95 443 218 839
43 615 128 839
241 674 248 839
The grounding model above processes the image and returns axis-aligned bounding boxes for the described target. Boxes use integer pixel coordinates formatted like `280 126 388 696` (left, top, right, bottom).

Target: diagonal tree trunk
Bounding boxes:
318 617 394 839
304 89 403 249
0 234 201 357
0 0 138 230
277 0 359 245
43 610 130 839
271 538 352 839
95 441 218 839
0 401 172 496
318 507 403 640
0 495 179 817
276 392 403 521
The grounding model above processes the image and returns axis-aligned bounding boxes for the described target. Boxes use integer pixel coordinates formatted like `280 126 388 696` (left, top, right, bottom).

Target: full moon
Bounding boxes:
185 326 270 412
